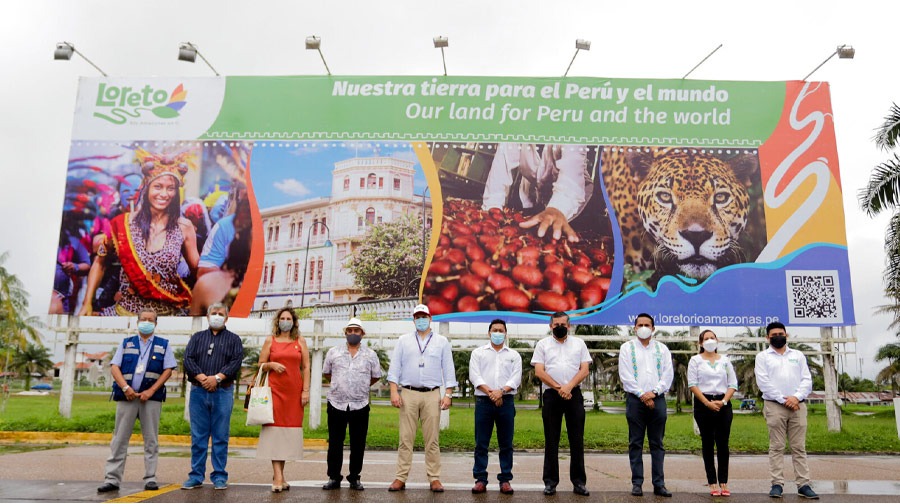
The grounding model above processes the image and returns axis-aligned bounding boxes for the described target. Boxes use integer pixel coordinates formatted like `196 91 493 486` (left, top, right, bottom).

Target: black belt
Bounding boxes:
765 399 805 404
402 385 439 392
703 393 726 400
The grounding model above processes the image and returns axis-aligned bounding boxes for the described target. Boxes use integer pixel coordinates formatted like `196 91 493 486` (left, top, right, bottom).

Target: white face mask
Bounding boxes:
208 314 226 330
636 326 653 340
702 339 719 353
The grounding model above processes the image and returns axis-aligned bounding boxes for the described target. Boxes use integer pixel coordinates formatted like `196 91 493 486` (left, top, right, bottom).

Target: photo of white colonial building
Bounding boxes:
255 154 431 310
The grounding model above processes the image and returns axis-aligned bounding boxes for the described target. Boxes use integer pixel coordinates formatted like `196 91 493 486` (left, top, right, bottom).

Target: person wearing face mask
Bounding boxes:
468 319 522 495
688 330 738 497
531 311 591 497
618 313 674 498
754 322 817 500
320 318 382 491
386 304 457 493
256 307 311 492
182 303 244 491
97 309 176 494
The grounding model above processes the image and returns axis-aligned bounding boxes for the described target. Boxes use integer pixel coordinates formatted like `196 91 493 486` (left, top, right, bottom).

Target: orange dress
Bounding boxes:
256 339 304 461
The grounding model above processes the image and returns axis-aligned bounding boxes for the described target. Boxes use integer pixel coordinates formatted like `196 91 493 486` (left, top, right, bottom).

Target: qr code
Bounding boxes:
785 270 843 324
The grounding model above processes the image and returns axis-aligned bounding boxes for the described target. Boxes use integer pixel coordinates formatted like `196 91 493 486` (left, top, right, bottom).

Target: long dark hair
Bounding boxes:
698 329 718 354
134 175 181 242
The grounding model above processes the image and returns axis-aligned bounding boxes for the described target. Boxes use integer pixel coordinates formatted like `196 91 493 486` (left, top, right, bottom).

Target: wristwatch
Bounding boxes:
214 375 222 384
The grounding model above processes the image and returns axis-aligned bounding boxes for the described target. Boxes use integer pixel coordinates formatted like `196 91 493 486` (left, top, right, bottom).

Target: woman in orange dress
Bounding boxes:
256 307 311 492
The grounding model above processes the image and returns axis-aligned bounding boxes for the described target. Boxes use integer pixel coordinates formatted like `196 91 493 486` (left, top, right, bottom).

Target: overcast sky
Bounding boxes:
0 0 896 378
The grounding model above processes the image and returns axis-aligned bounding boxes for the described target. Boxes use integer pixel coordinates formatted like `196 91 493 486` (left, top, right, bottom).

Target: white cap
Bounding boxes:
413 304 430 316
344 318 365 333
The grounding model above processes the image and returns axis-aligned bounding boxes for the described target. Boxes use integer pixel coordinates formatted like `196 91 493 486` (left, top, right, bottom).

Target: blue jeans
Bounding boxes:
188 386 234 484
473 395 515 483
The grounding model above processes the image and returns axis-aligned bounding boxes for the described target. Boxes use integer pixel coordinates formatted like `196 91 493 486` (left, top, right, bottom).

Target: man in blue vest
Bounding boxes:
98 308 177 493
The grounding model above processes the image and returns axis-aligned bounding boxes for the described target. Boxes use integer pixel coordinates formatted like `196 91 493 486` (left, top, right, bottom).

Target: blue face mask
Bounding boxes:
490 332 506 346
414 317 430 332
137 321 155 335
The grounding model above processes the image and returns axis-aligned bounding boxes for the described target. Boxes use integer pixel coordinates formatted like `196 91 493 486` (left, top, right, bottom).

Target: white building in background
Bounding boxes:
255 155 431 310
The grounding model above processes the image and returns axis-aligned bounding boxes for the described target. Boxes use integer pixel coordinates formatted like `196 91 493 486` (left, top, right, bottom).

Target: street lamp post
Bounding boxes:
300 220 332 308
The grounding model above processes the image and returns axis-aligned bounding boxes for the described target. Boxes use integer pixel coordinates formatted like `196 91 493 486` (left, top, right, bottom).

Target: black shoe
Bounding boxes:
631 485 643 496
798 485 819 500
654 486 672 497
322 479 341 490
769 484 783 499
543 484 557 496
349 480 364 491
97 483 119 493
144 482 159 491
573 484 590 496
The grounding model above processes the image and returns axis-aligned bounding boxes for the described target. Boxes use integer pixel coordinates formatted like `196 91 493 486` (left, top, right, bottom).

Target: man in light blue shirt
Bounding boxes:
387 304 457 493
98 309 177 494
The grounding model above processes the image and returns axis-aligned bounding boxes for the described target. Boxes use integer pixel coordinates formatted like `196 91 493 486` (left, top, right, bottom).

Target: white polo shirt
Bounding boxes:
531 335 591 392
469 343 522 396
754 345 812 404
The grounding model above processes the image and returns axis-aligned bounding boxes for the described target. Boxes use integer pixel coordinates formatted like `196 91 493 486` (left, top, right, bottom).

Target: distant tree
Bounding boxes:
0 252 43 379
453 349 472 398
653 329 693 413
346 214 424 298
173 347 187 397
728 326 822 397
874 341 900 395
573 324 622 410
11 343 53 390
507 339 535 401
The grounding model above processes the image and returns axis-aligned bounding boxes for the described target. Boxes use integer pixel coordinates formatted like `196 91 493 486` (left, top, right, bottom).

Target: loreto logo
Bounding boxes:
93 83 187 124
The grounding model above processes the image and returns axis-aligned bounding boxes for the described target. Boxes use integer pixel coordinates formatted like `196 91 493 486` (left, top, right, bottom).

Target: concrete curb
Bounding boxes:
0 431 328 449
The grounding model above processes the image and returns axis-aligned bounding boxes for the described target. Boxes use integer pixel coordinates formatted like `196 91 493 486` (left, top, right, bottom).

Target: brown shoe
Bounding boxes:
500 481 514 494
472 481 487 494
430 480 445 493
387 479 406 492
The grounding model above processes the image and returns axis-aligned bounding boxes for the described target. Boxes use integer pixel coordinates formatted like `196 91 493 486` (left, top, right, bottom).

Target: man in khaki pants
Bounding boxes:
386 304 457 492
754 322 818 500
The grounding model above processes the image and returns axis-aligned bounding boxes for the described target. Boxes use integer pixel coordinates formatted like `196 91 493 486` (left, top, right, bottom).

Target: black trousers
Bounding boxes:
625 393 667 488
326 403 370 482
693 396 733 484
541 387 586 487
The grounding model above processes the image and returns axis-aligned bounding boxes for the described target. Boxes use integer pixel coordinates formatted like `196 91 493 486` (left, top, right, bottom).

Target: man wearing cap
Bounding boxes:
386 304 457 492
321 318 383 491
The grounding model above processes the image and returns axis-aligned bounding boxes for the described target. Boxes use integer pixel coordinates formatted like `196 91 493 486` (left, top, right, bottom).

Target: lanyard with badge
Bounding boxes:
135 338 153 374
416 332 433 367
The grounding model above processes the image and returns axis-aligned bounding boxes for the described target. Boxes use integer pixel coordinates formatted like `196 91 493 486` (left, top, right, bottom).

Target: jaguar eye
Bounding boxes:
656 191 673 205
714 191 731 205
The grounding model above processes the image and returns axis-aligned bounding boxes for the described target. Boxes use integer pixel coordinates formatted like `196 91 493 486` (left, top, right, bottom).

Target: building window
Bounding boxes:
269 263 276 284
274 225 280 243
313 219 318 236
367 173 377 188
394 177 401 190
293 260 300 283
366 207 375 226
286 263 292 282
267 227 273 243
378 177 384 189
358 216 363 228
309 260 316 282
262 301 269 309
317 258 324 289
377 216 383 224
359 177 365 188
263 264 269 284
343 176 350 191
337 243 347 262
290 222 296 240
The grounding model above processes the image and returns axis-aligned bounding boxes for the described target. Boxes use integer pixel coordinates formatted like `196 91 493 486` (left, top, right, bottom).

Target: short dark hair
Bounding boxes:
635 313 654 327
138 308 158 323
489 319 507 331
766 321 786 335
550 311 569 323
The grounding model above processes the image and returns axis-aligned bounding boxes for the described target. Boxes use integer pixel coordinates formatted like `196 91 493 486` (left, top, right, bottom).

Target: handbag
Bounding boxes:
245 367 274 426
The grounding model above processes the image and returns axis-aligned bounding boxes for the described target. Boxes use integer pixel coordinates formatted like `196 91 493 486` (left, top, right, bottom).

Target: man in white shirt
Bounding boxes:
386 304 457 493
482 143 593 242
468 319 522 495
754 322 818 500
618 313 674 498
531 311 591 497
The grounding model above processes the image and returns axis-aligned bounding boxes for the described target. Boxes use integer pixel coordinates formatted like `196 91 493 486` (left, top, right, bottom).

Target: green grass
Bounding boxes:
1 394 898 454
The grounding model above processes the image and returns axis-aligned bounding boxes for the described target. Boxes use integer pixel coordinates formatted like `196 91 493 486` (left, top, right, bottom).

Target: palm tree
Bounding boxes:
0 252 43 380
573 324 622 409
875 341 900 395
453 349 472 398
727 326 823 398
507 339 535 401
11 343 53 390
859 104 900 304
653 329 693 413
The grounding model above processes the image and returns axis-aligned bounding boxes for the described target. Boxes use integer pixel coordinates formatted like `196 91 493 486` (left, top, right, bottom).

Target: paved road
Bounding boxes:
0 445 898 502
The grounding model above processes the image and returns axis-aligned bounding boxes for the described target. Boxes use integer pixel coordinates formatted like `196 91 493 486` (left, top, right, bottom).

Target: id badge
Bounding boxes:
136 363 145 374
418 356 425 367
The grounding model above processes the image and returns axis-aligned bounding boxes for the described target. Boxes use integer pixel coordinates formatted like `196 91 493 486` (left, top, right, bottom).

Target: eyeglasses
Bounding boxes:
208 343 215 356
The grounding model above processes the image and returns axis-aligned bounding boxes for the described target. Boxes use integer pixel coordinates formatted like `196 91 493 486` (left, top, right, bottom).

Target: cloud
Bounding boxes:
273 178 311 197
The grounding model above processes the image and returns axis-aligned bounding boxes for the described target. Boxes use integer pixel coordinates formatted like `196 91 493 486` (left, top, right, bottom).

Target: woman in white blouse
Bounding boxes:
687 330 738 497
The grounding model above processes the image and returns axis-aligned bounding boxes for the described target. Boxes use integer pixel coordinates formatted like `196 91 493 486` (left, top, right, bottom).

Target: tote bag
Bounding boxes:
246 368 274 426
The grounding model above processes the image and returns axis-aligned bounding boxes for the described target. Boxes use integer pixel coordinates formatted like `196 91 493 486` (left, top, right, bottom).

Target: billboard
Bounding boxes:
53 76 854 326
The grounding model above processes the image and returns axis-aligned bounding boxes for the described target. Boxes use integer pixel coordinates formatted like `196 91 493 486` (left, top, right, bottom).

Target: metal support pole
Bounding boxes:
58 316 79 418
184 316 202 422
439 320 450 430
309 319 325 429
820 327 842 432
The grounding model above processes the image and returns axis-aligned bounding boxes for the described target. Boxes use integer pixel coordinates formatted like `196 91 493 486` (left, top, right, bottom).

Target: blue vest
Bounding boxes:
112 335 168 402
